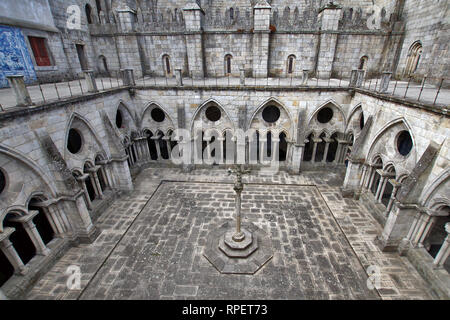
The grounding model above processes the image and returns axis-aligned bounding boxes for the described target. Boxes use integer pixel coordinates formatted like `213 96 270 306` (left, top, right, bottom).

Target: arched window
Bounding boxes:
303 133 314 162
359 56 368 70
95 0 102 22
163 55 171 75
85 4 93 24
230 8 234 20
224 54 232 75
99 55 109 76
287 55 295 74
405 41 423 76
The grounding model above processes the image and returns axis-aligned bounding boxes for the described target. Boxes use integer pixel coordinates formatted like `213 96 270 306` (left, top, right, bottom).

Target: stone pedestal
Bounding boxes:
84 70 98 93
380 71 392 93
7 75 33 107
203 221 273 274
175 69 183 86
121 68 135 86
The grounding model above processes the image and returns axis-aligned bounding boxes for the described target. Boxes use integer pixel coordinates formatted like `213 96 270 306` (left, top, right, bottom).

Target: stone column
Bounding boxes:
375 202 420 252
433 223 450 268
0 228 28 275
379 71 392 93
418 216 436 247
341 159 364 198
411 212 431 246
359 164 368 187
7 75 33 107
259 137 267 164
183 3 205 79
76 174 93 210
364 166 374 189
11 211 50 256
84 70 98 93
289 144 304 174
301 70 309 85
375 173 387 202
384 179 401 217
33 201 65 237
152 136 162 160
86 166 104 199
311 138 322 162
252 1 271 78
175 69 183 86
236 136 246 165
316 3 342 79
321 137 333 163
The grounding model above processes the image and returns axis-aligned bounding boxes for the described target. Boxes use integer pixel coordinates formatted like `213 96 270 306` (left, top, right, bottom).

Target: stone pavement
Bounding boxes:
26 168 434 300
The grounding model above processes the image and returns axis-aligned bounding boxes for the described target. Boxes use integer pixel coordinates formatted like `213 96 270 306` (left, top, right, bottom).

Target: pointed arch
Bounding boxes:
366 117 416 162
141 101 175 127
307 99 347 128
421 168 450 207
65 112 108 155
116 100 137 128
190 98 236 133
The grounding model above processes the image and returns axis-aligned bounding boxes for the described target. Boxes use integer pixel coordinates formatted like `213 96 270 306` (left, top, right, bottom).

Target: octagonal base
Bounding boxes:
219 229 258 258
203 220 273 275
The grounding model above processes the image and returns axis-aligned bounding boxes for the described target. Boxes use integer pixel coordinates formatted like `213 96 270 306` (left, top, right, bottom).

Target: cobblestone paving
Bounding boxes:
26 168 433 300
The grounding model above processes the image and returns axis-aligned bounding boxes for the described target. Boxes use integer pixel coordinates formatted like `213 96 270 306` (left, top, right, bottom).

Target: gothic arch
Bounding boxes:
141 101 175 130
64 112 109 166
366 117 417 163
248 98 294 139
420 168 450 207
190 98 236 134
307 99 347 128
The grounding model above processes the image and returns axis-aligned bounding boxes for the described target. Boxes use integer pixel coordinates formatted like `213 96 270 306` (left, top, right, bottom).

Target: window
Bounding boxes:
28 37 52 66
205 106 221 122
317 107 334 124
163 55 171 75
405 42 423 76
76 44 89 70
85 4 93 24
225 55 232 75
359 56 368 70
262 105 280 123
287 55 295 74
67 129 83 154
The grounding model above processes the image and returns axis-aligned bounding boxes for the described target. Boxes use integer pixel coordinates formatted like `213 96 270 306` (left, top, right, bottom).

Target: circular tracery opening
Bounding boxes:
205 106 222 122
0 169 6 195
151 108 166 122
116 109 123 128
317 107 333 124
397 130 413 156
262 105 280 123
67 129 83 154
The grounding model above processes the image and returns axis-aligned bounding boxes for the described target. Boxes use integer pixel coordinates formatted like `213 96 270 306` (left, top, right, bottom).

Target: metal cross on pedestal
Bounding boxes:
227 165 251 242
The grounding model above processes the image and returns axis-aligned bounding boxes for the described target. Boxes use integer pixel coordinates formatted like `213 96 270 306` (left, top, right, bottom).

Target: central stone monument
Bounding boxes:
203 165 273 274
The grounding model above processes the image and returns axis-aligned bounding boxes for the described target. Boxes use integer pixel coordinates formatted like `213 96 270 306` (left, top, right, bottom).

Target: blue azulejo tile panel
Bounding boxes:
0 25 37 88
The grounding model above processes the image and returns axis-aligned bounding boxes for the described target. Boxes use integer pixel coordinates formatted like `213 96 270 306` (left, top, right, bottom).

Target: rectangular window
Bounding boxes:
28 36 52 66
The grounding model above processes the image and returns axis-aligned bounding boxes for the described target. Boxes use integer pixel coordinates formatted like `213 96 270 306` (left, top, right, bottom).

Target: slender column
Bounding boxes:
152 136 162 160
334 142 343 164
418 216 436 247
259 138 267 164
76 174 93 210
0 228 28 275
163 136 172 160
47 203 66 235
406 212 422 242
433 223 450 268
364 166 374 189
218 137 225 164
143 138 151 161
376 175 388 203
311 139 320 162
132 141 141 162
97 160 111 189
11 212 50 256
322 138 332 163
412 213 431 246
33 201 65 237
359 165 368 187
384 180 401 217
86 166 104 199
